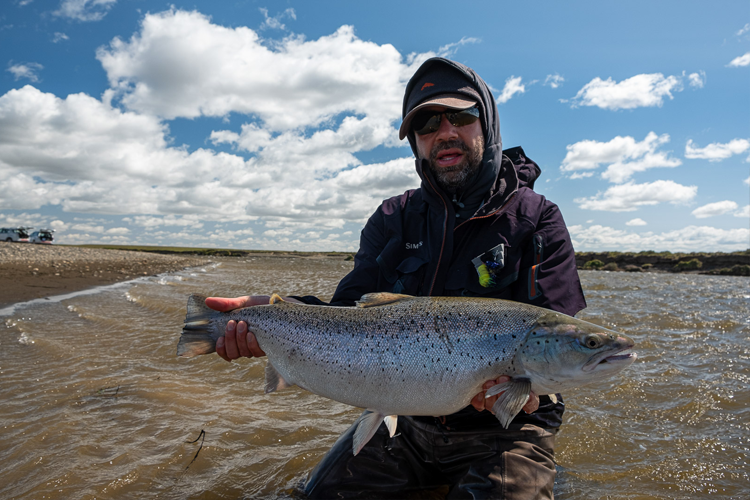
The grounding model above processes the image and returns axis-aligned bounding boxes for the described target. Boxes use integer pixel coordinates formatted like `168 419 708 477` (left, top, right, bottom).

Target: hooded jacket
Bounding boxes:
297 58 586 429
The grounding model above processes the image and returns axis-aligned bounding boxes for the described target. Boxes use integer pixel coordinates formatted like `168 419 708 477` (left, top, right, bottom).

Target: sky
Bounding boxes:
0 0 748 253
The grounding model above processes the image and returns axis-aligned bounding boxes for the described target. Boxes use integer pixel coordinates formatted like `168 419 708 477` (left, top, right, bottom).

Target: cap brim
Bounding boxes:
399 94 477 140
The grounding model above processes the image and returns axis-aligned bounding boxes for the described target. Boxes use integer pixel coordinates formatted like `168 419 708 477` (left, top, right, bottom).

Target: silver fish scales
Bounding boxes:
178 292 636 454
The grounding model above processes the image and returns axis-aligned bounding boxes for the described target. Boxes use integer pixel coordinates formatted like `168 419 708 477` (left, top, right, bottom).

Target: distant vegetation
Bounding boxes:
576 250 750 276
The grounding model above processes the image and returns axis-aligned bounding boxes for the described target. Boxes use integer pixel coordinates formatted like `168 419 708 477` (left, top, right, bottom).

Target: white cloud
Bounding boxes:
259 8 296 30
692 200 739 218
728 52 750 67
52 32 69 43
436 37 480 58
687 71 705 88
626 218 647 226
7 62 43 82
745 176 750 186
684 138 750 161
544 74 564 89
560 132 681 183
0 12 433 242
496 76 525 104
738 23 750 37
54 0 117 22
569 224 750 252
734 205 750 218
96 10 423 130
574 180 697 211
569 73 684 110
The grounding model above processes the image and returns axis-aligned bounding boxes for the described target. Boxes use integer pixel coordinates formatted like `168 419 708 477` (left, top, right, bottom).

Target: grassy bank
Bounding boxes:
72 244 355 260
575 250 750 276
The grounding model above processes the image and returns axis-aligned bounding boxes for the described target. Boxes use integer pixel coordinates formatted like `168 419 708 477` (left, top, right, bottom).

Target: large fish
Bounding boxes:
178 292 636 455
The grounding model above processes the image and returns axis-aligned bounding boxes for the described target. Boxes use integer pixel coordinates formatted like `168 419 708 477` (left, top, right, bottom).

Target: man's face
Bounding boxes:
414 107 485 194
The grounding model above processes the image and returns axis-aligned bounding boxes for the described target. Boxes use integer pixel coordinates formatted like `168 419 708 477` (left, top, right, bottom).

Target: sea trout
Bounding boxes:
178 292 636 455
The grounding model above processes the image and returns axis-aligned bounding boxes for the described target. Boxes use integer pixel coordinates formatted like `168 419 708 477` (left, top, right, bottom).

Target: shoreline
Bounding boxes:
0 242 211 309
2 243 748 309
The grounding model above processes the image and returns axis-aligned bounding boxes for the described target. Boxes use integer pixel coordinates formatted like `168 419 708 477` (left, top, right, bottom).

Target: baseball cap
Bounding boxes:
399 65 482 140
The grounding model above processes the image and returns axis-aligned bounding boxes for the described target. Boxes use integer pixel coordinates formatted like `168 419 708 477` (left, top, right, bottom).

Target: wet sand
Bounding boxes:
0 242 210 308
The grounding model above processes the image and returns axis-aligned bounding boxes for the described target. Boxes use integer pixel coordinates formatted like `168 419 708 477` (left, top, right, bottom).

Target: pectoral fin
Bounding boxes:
353 411 394 455
264 362 294 393
486 378 532 428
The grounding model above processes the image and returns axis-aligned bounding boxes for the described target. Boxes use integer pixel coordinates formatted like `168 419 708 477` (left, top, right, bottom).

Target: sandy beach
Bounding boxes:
0 242 210 308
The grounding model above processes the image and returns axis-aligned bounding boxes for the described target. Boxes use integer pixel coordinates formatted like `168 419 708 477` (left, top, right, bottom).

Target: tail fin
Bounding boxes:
177 294 219 358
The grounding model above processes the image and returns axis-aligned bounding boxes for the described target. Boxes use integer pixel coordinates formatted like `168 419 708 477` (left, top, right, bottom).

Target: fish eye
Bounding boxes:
583 334 602 349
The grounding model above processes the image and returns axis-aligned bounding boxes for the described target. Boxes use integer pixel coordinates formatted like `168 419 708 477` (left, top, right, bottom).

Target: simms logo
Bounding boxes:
405 241 423 250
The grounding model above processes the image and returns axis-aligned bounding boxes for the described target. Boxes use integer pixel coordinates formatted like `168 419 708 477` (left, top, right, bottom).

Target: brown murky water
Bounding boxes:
1 257 748 499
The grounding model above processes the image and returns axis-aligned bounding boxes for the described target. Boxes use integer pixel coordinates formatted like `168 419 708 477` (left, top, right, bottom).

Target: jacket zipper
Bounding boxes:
424 175 450 296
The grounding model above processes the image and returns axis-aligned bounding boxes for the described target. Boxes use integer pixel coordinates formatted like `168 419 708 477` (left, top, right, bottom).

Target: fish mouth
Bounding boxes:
583 345 637 372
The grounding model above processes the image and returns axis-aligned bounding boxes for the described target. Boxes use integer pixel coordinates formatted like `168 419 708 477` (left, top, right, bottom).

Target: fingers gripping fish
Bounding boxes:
177 293 636 455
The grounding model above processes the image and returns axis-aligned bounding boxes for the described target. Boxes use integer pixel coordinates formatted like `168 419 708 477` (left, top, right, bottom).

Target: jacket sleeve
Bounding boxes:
293 205 388 307
512 199 586 317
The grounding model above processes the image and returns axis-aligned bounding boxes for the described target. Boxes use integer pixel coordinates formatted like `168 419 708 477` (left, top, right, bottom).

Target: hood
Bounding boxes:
402 58 514 218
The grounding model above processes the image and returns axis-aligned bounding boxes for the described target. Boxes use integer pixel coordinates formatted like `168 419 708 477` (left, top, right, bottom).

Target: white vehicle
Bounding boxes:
0 227 31 242
29 229 55 244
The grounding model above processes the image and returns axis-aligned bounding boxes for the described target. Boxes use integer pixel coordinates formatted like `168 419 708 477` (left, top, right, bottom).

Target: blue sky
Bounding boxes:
1 0 748 252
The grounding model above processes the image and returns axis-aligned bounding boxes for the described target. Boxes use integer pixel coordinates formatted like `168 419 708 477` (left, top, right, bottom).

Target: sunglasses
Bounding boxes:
411 106 480 136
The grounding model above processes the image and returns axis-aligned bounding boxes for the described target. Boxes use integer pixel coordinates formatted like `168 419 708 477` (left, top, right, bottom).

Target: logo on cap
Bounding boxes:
420 83 435 91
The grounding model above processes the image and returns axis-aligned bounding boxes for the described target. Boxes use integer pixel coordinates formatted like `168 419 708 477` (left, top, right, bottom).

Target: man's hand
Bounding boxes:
205 295 270 362
470 376 540 415
204 295 303 362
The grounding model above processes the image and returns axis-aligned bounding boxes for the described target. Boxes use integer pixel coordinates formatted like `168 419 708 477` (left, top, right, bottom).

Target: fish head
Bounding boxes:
517 313 637 395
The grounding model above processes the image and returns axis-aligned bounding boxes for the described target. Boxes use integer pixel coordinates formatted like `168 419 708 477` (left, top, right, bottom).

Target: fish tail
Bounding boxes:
177 294 219 358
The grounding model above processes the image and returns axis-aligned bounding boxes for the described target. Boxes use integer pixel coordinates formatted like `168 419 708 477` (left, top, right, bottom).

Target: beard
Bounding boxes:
426 137 485 194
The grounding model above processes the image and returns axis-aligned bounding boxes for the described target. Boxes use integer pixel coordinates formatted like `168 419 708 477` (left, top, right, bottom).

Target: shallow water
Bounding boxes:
1 257 748 499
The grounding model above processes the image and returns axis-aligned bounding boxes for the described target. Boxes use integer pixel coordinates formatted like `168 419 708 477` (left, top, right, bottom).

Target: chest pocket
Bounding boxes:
376 237 429 295
445 243 520 298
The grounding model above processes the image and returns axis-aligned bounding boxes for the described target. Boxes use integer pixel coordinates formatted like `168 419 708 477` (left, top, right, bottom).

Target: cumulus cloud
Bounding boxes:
691 200 739 218
568 73 684 110
626 218 647 226
569 224 750 252
54 0 117 22
0 9 440 246
560 132 681 183
544 74 564 89
684 138 750 161
574 180 697 211
734 205 750 218
728 52 750 67
7 62 43 82
96 9 423 130
496 76 525 104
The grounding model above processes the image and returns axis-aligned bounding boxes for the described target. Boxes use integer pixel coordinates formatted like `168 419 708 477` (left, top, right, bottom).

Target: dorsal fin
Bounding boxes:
356 292 416 308
269 293 285 304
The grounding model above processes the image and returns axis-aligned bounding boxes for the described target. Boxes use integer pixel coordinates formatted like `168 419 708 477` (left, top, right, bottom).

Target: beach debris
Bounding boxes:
177 292 637 455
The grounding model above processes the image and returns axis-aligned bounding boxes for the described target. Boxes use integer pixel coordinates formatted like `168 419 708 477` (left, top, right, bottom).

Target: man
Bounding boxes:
208 57 586 499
